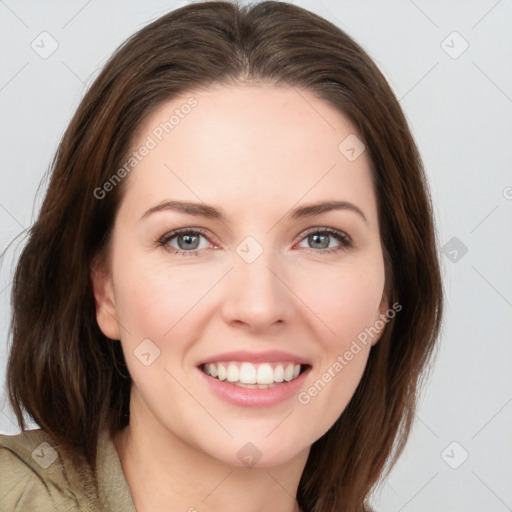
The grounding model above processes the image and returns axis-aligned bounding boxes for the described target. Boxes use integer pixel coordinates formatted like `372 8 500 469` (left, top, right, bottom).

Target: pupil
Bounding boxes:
180 234 199 250
310 233 329 249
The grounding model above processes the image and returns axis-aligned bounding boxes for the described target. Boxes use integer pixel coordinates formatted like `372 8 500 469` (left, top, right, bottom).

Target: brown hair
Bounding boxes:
5 1 442 510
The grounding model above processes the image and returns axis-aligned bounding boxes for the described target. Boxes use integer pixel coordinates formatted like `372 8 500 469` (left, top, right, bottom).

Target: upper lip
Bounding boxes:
197 350 311 366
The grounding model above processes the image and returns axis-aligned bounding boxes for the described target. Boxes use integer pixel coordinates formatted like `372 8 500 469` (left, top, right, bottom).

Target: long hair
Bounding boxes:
5 2 443 510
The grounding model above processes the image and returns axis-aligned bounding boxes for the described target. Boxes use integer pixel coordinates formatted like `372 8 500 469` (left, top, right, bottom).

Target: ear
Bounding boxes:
370 291 389 347
91 262 121 340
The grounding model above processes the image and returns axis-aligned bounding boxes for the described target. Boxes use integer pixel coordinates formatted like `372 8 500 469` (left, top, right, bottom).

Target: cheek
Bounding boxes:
111 245 207 339
296 261 385 348
110 254 225 389
292 261 385 431
110 261 203 398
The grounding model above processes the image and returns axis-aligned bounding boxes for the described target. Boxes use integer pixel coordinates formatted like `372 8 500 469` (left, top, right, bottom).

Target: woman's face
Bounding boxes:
93 84 388 467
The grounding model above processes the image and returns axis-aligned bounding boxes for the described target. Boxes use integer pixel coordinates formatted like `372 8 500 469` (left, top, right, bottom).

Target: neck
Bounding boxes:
113 389 308 512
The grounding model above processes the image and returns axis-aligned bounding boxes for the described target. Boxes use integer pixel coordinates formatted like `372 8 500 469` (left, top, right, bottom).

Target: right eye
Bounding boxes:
158 228 215 256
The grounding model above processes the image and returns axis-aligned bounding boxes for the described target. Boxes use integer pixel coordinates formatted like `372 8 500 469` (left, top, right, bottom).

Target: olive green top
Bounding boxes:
0 427 137 512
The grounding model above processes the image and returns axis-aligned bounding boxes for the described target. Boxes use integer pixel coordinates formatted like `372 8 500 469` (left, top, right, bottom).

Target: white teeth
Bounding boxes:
256 363 274 384
234 382 277 389
226 364 239 382
217 363 227 381
202 361 306 385
283 363 294 381
239 362 257 384
274 364 284 382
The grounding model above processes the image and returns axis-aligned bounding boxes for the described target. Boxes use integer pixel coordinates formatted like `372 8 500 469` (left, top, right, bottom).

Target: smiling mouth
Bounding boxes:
199 361 310 389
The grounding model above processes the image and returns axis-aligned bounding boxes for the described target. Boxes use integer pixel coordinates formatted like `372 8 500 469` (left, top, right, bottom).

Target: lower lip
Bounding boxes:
197 366 311 407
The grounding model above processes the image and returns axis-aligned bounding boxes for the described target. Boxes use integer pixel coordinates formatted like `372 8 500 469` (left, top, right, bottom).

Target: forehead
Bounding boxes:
121 84 377 226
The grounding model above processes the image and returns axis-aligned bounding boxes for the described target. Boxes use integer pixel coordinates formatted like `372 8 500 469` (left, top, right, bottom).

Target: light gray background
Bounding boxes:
1 1 511 511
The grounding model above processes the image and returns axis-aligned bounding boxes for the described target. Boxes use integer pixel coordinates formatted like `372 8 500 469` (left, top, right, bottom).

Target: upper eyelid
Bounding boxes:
159 227 213 245
298 226 350 240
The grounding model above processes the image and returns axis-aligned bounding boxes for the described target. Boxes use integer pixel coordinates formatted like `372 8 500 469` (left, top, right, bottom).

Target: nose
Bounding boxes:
220 243 294 333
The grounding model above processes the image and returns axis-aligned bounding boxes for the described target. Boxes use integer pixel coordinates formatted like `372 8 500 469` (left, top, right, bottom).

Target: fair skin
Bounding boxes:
92 84 388 512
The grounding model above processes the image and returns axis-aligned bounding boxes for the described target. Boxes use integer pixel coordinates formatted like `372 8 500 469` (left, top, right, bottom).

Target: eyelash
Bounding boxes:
157 227 353 257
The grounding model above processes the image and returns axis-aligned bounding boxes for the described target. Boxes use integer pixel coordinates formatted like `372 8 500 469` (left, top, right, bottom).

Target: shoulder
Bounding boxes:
0 428 91 511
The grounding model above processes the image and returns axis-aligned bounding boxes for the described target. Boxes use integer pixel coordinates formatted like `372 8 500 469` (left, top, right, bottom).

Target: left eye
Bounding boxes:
296 228 351 252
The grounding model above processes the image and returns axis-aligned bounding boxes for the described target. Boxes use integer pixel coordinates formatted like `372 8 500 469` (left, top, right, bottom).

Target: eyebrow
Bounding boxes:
140 199 367 223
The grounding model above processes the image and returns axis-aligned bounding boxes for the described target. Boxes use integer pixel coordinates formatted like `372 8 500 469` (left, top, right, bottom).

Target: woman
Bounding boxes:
0 1 442 511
